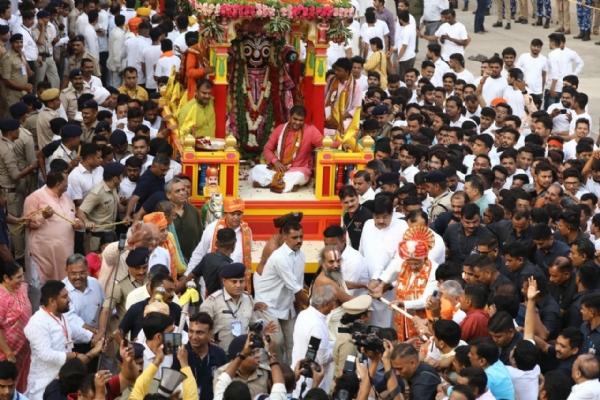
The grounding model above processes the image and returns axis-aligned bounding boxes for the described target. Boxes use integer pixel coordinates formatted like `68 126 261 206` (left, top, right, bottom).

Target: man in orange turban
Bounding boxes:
185 197 253 293
143 212 181 280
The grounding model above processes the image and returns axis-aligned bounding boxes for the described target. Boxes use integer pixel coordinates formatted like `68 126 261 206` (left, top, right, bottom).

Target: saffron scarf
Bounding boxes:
270 123 303 192
211 217 253 292
393 259 432 341
160 50 175 58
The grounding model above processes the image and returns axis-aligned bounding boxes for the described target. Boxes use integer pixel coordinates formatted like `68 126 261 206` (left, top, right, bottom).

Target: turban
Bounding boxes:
137 7 151 16
548 138 564 148
128 17 141 34
144 212 168 228
398 226 435 260
94 87 110 105
206 167 218 178
224 198 245 213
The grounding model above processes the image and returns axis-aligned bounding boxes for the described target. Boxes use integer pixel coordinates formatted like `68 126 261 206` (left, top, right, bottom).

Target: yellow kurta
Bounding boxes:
177 97 216 138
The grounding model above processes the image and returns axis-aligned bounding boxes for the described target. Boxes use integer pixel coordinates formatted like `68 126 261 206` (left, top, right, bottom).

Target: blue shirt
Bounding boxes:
485 360 515 400
186 342 228 400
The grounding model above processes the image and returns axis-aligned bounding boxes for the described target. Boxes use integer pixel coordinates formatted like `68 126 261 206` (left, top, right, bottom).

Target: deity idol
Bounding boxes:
227 19 298 155
203 167 221 198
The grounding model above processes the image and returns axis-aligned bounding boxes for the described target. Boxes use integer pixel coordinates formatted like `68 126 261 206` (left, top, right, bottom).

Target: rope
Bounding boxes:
8 208 127 234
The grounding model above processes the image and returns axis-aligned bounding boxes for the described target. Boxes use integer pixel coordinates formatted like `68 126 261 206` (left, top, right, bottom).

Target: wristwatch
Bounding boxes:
236 352 247 360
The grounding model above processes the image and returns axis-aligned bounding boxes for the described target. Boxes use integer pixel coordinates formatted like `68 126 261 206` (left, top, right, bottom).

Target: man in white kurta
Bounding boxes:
24 283 93 400
291 286 336 397
254 223 307 363
360 197 408 327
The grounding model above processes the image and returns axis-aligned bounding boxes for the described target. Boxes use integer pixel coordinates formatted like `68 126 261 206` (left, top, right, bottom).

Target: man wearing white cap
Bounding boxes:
333 295 373 376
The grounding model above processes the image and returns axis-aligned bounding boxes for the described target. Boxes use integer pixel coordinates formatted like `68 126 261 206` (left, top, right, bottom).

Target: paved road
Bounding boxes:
399 4 599 136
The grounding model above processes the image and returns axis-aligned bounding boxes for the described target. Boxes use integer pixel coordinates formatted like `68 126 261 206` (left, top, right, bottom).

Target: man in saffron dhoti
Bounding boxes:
371 226 439 342
249 105 326 193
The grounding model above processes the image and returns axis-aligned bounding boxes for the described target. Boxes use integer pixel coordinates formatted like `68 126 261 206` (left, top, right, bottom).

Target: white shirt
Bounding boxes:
359 218 408 281
63 276 105 329
107 26 125 72
154 55 181 79
124 35 151 85
142 342 173 379
173 28 189 55
394 14 416 50
514 52 548 94
359 21 389 58
118 177 137 200
507 365 540 400
15 24 38 61
397 23 416 62
67 164 104 201
327 42 347 70
83 75 104 94
254 243 304 320
346 24 360 57
120 8 136 25
81 23 99 59
547 103 573 133
562 47 584 76
341 244 371 295
570 112 593 134
291 306 334 396
502 86 525 117
449 115 475 128
97 9 109 53
24 309 93 400
142 44 163 90
566 378 600 400
186 219 253 275
421 0 448 23
482 76 509 106
466 105 482 118
359 187 376 204
120 154 154 174
164 159 182 182
484 188 497 204
431 57 451 87
454 68 475 84
75 12 88 36
401 164 420 183
546 48 569 93
434 22 468 60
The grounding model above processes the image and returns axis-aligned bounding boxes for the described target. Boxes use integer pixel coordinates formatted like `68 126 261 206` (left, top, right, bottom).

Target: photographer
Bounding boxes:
358 340 403 400
213 334 272 399
333 295 373 377
215 333 287 400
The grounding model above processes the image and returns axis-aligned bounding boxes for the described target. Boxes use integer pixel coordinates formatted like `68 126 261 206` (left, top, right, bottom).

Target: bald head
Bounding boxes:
575 354 600 382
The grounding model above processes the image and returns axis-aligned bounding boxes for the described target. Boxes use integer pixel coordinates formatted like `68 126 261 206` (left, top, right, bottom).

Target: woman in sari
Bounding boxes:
363 37 388 90
0 261 32 393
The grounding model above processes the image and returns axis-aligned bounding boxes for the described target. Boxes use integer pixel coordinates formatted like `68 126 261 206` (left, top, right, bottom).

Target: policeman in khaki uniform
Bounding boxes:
0 118 39 261
10 102 37 196
48 124 82 167
200 262 257 353
0 25 10 120
77 162 125 253
213 333 271 399
62 35 100 89
35 87 61 149
60 68 90 121
1 33 33 108
425 171 453 222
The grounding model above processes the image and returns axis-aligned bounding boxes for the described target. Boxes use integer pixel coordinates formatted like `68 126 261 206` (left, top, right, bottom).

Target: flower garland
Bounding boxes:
195 2 355 21
243 63 271 150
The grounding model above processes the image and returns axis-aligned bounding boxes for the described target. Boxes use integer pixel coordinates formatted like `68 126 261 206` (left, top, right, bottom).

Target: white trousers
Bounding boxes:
249 165 307 193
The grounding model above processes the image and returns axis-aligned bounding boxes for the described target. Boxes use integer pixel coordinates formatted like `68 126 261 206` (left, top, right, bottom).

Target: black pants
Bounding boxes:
100 51 109 87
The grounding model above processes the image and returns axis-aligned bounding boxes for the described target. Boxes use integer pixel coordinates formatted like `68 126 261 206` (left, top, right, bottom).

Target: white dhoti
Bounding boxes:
249 165 307 193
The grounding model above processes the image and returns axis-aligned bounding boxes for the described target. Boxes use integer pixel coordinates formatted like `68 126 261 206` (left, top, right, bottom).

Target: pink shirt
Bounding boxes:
24 187 76 284
263 123 327 180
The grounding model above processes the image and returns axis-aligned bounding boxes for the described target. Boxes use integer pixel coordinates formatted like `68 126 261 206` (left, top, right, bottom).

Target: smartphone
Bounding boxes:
162 333 182 355
343 355 356 373
560 109 568 114
432 290 442 299
118 233 127 250
122 338 129 347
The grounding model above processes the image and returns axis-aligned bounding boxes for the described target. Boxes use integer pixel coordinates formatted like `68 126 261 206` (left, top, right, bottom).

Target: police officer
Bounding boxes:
377 172 400 194
199 262 257 352
62 35 100 89
425 170 453 222
35 87 61 148
22 94 40 147
0 118 38 261
60 68 90 121
10 102 37 196
48 124 83 169
33 10 60 90
1 33 33 108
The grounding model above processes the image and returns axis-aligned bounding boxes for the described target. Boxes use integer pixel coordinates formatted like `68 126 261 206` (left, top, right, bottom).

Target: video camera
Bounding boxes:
338 320 385 354
300 336 323 378
249 320 270 349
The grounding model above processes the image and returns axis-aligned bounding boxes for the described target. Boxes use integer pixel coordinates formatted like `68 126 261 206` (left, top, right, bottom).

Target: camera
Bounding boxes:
249 319 269 349
339 321 385 354
300 336 322 378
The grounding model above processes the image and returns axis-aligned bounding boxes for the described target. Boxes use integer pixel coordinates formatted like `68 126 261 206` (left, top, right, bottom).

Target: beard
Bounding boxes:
325 268 344 286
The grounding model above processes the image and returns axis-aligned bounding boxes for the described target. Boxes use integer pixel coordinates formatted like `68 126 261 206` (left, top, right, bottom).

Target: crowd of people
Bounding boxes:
0 0 598 400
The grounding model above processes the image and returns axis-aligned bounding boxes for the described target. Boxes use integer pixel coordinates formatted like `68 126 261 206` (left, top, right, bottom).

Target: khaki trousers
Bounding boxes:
556 0 571 29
